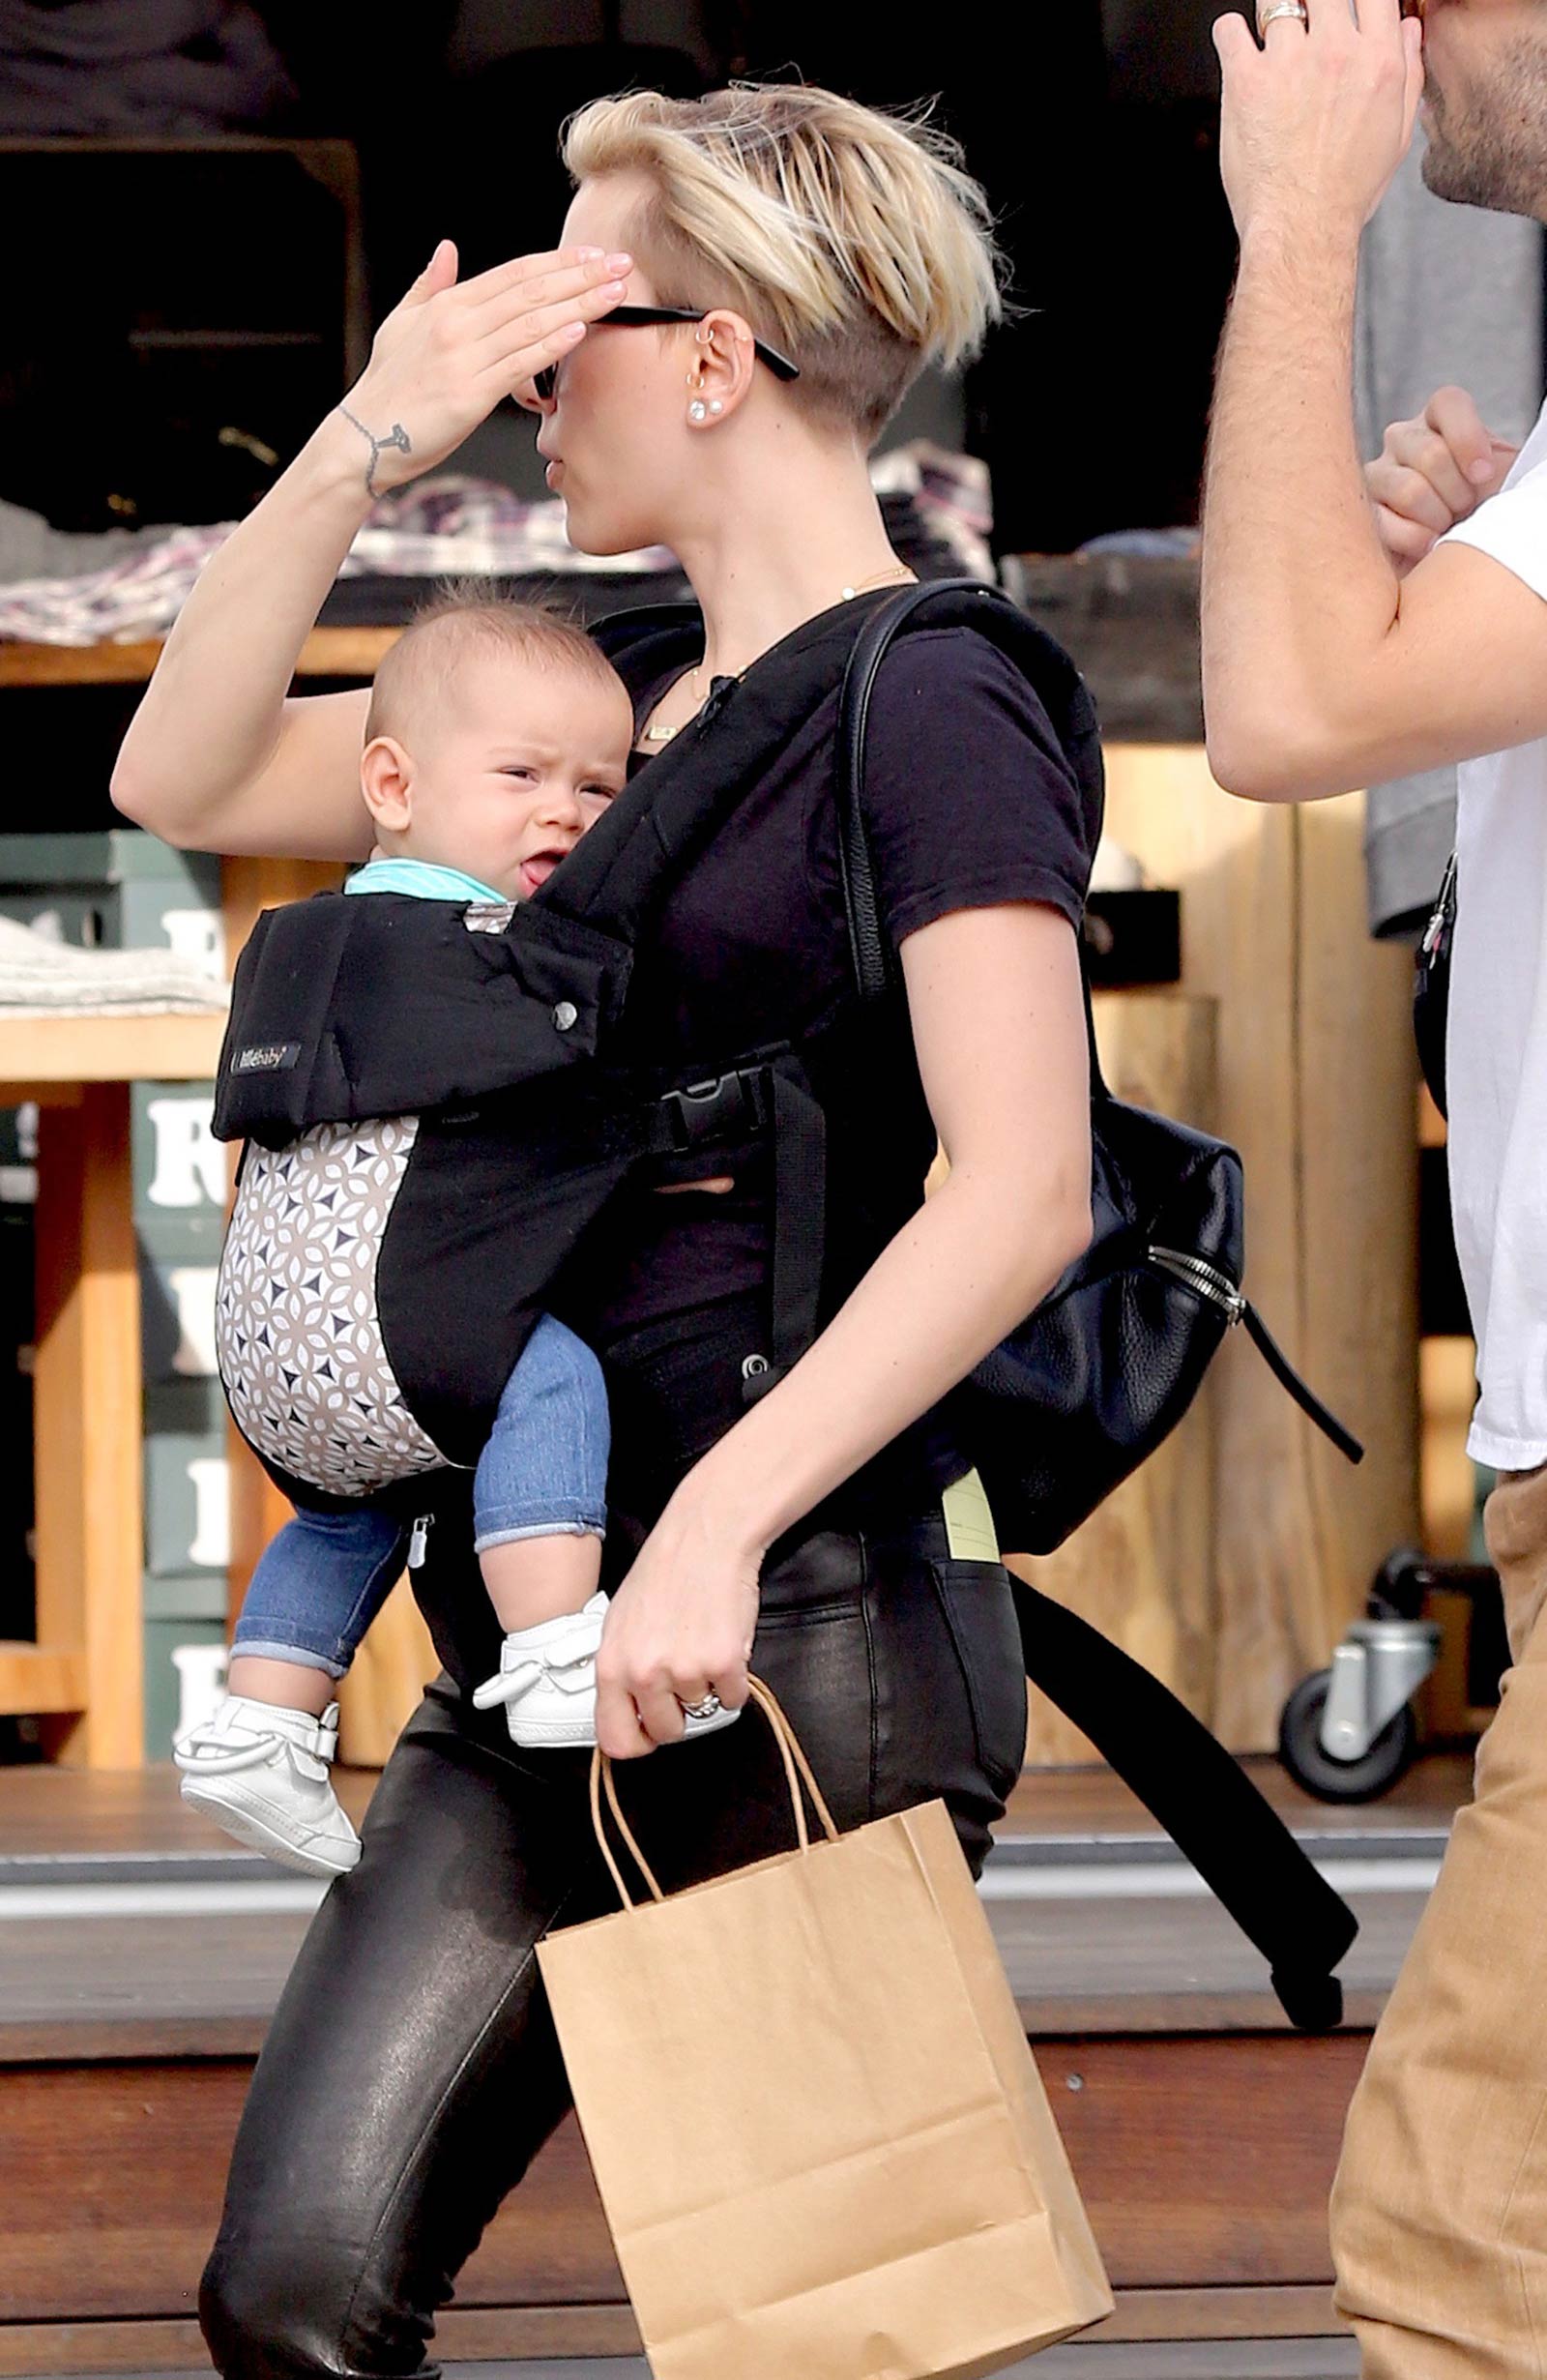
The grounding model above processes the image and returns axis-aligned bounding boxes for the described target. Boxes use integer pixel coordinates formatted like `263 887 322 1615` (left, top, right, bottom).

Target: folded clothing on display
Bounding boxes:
0 444 995 648
0 915 228 1014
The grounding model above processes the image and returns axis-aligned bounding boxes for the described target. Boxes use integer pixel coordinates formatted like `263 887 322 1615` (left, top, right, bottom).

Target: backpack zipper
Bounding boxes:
1421 850 1458 957
1146 1245 1247 1324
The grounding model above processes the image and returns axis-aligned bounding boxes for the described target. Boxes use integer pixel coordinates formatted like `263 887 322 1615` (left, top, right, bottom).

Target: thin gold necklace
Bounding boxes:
838 562 917 602
642 565 915 744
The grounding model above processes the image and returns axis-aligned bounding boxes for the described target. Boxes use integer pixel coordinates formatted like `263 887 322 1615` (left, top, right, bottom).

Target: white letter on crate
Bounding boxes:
166 1266 219 1376
146 1096 222 1207
187 1456 231 1570
172 1642 228 1736
161 908 226 976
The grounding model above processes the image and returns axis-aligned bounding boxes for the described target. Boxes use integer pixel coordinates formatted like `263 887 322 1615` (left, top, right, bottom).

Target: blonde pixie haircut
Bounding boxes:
563 83 1005 440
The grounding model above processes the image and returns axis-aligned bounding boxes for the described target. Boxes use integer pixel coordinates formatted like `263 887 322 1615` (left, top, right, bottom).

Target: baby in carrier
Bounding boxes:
177 595 737 1878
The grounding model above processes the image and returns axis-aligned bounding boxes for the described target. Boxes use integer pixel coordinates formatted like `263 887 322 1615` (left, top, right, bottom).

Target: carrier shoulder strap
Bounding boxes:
540 591 908 947
833 578 1357 2035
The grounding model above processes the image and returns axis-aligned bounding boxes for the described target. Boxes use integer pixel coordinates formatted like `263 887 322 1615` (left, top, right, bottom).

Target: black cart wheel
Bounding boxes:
1278 1668 1417 1803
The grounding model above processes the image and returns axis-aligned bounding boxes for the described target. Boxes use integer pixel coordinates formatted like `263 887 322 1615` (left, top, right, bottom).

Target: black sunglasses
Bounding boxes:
532 305 802 402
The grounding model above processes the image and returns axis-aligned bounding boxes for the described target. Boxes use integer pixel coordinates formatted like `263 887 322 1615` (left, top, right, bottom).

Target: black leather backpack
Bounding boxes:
833 581 1362 1555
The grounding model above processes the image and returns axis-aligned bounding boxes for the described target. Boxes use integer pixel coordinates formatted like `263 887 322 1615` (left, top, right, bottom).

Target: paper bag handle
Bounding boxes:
589 1675 841 1910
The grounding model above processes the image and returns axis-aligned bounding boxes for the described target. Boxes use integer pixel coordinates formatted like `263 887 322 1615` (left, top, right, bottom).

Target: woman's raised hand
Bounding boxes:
336 239 631 496
1365 386 1519 575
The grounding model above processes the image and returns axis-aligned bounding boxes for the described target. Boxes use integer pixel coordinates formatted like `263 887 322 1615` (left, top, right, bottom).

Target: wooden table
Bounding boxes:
0 1011 226 1766
0 629 400 690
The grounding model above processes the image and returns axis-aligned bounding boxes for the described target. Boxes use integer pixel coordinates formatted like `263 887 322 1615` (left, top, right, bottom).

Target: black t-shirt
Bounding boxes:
565 617 1099 1518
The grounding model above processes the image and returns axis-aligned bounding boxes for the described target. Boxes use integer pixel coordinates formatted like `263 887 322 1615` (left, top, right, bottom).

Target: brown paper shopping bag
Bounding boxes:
537 1678 1112 2380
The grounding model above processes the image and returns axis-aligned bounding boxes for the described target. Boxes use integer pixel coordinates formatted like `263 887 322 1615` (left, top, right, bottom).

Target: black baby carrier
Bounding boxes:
213 579 1359 2029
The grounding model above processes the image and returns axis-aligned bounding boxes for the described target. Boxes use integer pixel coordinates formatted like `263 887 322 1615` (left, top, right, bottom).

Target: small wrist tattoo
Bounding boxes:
338 404 412 497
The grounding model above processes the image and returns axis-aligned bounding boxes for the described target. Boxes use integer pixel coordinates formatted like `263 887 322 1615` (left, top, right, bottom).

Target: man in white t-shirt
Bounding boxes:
1204 3 1547 2374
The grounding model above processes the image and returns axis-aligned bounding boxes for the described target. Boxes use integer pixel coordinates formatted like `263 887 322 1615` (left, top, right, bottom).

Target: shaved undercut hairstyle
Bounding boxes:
564 82 1006 441
365 584 626 747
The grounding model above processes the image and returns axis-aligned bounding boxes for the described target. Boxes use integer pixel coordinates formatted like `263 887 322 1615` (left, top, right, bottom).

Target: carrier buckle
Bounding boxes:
657 1069 767 1150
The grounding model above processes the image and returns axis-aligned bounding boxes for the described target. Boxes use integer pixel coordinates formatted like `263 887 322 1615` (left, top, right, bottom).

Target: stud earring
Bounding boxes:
709 399 724 416
689 400 708 423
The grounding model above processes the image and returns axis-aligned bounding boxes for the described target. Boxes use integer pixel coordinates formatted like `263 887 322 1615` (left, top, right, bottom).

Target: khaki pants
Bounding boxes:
1332 1463 1547 2377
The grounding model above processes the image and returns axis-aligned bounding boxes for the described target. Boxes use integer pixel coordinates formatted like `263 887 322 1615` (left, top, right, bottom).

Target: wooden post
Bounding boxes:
31 1086 143 1766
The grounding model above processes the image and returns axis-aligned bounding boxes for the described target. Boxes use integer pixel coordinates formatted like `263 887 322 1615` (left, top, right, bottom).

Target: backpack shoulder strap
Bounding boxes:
833 576 1109 1099
833 577 1104 1004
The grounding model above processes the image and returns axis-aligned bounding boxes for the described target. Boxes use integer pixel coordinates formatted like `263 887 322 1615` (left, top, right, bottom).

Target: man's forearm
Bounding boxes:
1203 213 1403 797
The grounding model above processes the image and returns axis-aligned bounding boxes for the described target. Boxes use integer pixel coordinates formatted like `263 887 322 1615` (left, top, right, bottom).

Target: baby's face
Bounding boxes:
394 650 633 899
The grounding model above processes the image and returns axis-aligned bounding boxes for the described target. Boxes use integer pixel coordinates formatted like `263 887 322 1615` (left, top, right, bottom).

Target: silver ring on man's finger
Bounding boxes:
678 1692 723 1721
1258 0 1310 30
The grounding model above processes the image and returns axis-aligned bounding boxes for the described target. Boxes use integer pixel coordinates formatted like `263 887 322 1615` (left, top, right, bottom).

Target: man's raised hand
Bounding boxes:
1366 387 1519 575
1213 0 1425 240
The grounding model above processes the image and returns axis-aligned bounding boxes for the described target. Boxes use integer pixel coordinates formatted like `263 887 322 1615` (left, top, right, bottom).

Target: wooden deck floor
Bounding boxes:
0 1840 1436 2056
42 2344 1360 2380
0 1745 1474 1860
0 1748 1463 2049
0 1753 1467 2375
1000 1749 1472 1840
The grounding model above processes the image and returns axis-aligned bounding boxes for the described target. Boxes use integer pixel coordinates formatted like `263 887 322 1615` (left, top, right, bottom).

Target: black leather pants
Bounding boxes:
199 1513 1028 2380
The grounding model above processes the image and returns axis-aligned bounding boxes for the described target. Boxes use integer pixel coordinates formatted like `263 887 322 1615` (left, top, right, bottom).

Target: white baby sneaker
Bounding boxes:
174 1694 362 1878
472 1594 608 1747
471 1592 741 1749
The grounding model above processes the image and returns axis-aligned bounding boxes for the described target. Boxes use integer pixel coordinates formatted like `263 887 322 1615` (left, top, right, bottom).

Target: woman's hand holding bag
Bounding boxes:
339 239 634 493
594 1489 761 1757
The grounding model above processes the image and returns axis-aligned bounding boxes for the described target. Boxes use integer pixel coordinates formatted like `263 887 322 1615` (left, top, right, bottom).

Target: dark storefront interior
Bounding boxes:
0 0 1237 554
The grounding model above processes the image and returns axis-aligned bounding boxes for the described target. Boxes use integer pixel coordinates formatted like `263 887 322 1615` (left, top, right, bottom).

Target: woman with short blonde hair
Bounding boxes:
116 82 1096 2375
562 82 1002 433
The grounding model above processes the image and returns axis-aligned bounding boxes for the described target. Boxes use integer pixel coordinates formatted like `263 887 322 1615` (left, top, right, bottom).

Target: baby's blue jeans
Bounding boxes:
230 1315 610 1680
